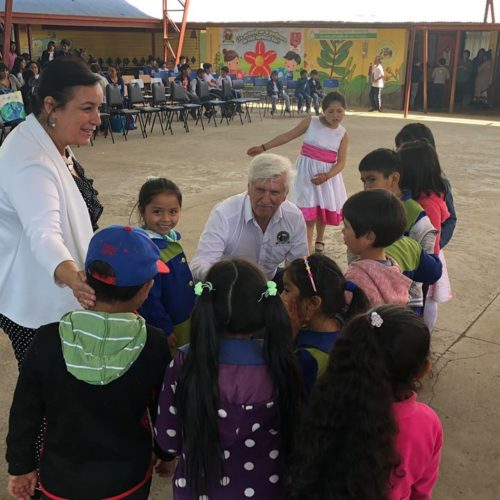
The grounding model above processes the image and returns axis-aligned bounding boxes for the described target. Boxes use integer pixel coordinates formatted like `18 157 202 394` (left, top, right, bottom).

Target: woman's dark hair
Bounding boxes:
285 255 369 322
137 177 182 220
28 60 40 73
12 56 25 76
47 40 55 49
0 62 9 73
395 122 436 149
202 62 212 72
398 140 446 199
31 57 101 117
90 62 101 74
220 65 229 73
21 69 34 86
108 64 121 76
322 91 346 109
86 261 144 303
179 63 190 73
290 305 430 500
343 189 407 248
175 258 302 497
222 49 239 62
284 50 301 64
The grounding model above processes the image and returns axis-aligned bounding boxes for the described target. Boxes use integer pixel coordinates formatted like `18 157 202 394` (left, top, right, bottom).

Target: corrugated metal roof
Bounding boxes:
0 0 156 19
129 0 495 25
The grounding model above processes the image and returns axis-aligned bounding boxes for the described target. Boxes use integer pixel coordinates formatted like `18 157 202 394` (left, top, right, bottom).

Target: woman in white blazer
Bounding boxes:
0 58 104 365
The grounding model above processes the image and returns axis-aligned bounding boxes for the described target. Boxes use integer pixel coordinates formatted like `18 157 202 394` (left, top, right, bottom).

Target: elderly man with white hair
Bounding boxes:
190 153 308 285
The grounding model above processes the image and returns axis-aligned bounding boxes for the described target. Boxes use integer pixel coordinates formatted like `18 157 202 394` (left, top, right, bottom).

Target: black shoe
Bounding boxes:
368 108 376 112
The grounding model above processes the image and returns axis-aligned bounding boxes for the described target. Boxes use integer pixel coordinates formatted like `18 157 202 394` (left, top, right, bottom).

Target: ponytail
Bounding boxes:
176 282 222 497
343 281 370 320
263 294 304 456
286 255 369 323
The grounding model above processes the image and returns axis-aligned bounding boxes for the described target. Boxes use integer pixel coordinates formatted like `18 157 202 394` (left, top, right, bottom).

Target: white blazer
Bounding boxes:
0 114 93 328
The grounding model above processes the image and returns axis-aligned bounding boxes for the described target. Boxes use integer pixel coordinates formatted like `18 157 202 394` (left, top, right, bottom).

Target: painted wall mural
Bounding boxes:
209 27 408 107
219 27 305 78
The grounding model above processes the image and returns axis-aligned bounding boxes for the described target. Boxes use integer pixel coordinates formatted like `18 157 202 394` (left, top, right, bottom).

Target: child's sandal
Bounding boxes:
314 241 325 254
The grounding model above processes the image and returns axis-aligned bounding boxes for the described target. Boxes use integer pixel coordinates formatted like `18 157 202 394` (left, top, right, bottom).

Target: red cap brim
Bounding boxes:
157 260 170 274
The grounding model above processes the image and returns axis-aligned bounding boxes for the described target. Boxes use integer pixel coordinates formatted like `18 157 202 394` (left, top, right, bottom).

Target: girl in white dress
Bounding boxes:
247 92 349 253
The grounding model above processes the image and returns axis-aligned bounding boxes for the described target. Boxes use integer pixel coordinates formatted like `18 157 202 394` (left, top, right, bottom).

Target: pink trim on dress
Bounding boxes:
300 207 343 225
300 143 338 163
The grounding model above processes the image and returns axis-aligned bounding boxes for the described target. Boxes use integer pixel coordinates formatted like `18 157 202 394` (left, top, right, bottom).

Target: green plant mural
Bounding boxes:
315 39 406 106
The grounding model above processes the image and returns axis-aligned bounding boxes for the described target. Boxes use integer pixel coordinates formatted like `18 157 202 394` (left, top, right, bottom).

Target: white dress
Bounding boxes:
291 117 347 225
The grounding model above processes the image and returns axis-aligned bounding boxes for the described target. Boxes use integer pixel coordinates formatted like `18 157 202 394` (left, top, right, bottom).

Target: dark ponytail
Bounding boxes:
290 305 430 499
263 294 303 456
286 255 369 323
176 258 302 497
176 276 221 497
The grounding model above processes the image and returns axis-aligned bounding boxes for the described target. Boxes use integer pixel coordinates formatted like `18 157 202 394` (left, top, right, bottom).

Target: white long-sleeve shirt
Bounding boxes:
190 192 308 281
0 114 93 328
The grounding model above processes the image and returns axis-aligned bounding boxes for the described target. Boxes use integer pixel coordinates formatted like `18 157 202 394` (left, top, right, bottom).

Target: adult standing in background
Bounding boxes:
369 55 384 112
55 39 72 59
456 49 473 107
7 41 18 71
190 153 308 286
410 59 422 109
0 58 103 366
41 41 56 67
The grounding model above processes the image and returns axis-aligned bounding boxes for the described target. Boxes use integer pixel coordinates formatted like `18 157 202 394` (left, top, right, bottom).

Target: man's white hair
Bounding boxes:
248 153 293 191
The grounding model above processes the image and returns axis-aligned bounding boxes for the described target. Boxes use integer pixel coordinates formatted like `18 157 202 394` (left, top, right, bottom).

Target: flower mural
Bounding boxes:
244 40 277 77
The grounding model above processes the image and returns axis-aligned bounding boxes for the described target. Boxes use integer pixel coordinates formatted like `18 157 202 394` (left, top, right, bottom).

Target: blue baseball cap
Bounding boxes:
85 225 169 286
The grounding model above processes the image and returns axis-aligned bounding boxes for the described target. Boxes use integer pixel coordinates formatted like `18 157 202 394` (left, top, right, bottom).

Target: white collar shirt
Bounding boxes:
190 192 308 281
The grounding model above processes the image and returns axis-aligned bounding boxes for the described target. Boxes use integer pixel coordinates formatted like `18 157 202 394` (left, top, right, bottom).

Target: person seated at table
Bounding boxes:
174 64 200 118
0 62 22 94
12 57 27 86
106 64 125 97
202 62 222 98
173 55 187 74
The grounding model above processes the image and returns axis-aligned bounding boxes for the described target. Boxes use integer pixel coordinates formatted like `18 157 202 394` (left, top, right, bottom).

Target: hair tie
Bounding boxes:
194 281 215 296
303 257 317 293
146 175 160 181
369 311 384 328
259 281 278 302
343 280 357 305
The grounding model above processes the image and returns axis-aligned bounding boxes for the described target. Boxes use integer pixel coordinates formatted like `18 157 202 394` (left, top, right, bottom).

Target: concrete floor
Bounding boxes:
1 107 500 499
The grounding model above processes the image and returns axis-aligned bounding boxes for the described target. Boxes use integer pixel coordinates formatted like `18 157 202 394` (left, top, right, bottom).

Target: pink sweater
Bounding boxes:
345 258 411 308
389 393 443 499
418 193 450 254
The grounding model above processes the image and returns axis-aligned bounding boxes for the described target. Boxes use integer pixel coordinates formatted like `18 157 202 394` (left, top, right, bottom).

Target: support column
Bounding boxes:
27 24 33 59
423 28 429 114
403 28 416 118
449 30 462 113
2 0 13 63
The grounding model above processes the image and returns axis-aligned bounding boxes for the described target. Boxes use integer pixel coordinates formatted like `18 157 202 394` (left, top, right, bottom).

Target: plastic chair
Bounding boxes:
127 82 164 137
323 79 340 90
105 84 141 141
152 81 184 135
